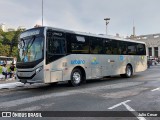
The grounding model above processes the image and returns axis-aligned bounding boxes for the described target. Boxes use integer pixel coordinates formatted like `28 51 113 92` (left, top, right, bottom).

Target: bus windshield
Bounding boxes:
18 36 44 63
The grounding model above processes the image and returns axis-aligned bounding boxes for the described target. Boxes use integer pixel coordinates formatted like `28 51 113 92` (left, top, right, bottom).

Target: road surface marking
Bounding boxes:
108 100 131 110
108 100 146 120
123 103 146 120
151 87 160 92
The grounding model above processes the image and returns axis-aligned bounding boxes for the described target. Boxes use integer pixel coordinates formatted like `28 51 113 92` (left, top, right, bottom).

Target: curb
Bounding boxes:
0 82 24 89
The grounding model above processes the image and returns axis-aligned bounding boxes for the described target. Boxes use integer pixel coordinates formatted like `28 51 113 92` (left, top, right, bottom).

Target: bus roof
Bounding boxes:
27 26 146 44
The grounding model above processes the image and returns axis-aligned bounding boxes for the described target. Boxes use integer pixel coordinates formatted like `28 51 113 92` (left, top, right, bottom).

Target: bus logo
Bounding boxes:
53 32 62 36
119 55 124 61
91 57 99 65
71 60 85 65
2 112 11 117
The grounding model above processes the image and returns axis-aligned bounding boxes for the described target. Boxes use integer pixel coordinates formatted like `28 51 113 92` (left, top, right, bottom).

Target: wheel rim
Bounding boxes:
126 66 131 76
73 72 81 84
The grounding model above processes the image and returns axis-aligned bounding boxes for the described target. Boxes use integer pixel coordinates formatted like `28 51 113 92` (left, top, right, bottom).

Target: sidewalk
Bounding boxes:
0 74 24 89
0 74 16 84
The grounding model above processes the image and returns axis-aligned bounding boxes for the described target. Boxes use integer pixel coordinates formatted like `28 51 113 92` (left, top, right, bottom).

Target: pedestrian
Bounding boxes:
12 57 17 65
2 64 8 79
3 59 7 65
9 63 15 78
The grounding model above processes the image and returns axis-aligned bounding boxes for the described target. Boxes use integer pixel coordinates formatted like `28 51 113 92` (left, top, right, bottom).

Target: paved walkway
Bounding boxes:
0 74 16 84
0 74 24 89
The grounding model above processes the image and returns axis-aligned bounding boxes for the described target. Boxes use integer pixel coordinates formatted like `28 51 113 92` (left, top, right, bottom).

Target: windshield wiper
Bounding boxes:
27 36 36 51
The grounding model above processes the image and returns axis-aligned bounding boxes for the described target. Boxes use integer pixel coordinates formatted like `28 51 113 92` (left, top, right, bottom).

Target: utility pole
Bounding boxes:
104 18 110 35
42 0 44 26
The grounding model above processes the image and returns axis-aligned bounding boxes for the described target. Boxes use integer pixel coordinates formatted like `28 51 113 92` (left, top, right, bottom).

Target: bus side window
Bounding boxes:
106 47 112 54
127 42 137 55
110 40 118 55
67 34 89 54
90 37 103 54
104 39 112 55
137 43 146 55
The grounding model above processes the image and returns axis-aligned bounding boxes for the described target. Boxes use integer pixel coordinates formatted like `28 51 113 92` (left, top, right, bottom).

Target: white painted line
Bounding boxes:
151 87 160 92
123 103 146 120
123 102 135 111
108 100 131 110
108 100 146 120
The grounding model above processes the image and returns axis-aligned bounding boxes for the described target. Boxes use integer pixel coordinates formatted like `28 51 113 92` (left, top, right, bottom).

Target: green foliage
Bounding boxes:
0 44 10 56
0 30 22 57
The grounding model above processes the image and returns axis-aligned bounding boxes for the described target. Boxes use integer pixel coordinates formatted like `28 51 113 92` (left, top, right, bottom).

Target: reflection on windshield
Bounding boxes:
18 37 44 63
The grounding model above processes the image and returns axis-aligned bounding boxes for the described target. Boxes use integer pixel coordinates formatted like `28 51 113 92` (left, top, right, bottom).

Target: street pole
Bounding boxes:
104 18 110 35
42 0 43 26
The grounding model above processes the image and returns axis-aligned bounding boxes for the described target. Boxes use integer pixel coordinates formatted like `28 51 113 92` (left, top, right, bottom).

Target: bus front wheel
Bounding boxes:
69 69 82 87
120 65 133 78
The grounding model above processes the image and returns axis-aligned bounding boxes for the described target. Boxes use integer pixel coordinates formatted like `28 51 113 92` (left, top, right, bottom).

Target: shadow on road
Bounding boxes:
9 74 141 94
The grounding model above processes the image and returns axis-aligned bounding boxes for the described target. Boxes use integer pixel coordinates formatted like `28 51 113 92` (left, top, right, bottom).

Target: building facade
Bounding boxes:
0 23 26 32
135 34 160 58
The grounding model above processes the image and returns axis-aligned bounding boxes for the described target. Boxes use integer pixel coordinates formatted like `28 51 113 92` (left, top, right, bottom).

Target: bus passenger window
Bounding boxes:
90 37 103 54
106 48 112 54
69 35 89 54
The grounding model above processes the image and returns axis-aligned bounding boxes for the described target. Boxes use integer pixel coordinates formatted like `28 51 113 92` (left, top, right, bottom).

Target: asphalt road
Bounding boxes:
0 65 160 120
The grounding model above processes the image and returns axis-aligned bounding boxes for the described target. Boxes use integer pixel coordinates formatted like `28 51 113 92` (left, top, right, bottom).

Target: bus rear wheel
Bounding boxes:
69 68 82 87
120 65 133 78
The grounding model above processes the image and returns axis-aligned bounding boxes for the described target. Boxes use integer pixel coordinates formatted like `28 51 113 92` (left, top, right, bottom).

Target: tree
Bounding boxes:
0 30 22 57
9 30 22 56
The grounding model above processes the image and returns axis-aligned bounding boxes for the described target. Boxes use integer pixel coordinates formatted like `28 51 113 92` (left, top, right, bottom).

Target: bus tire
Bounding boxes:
69 68 82 87
120 65 133 78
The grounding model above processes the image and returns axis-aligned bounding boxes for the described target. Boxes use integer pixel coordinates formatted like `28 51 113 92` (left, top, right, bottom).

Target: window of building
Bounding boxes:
148 47 152 57
154 47 158 58
154 35 159 38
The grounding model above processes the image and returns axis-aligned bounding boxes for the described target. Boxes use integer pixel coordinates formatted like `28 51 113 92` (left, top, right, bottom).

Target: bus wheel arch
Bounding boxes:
120 64 133 78
69 66 86 87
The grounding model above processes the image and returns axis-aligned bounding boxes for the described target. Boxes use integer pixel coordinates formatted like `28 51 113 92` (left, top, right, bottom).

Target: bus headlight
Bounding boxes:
36 66 43 74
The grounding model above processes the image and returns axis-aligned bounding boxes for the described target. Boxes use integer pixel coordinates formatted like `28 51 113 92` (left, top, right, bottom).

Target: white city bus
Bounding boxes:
16 27 147 86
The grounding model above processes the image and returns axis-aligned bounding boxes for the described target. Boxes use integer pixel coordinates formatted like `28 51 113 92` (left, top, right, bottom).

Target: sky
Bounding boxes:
1 0 160 36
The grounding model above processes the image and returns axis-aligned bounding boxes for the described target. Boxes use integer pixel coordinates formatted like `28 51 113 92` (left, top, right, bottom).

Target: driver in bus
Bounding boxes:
22 50 29 62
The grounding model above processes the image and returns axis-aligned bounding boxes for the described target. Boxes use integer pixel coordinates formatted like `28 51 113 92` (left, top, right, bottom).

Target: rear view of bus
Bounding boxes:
16 27 44 84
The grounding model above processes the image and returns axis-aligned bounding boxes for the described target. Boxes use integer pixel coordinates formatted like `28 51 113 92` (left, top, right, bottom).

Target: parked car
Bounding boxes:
151 59 158 65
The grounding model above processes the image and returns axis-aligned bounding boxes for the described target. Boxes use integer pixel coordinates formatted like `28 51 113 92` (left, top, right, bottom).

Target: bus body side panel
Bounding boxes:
134 56 147 72
101 55 147 77
43 54 147 84
44 54 92 83
101 55 127 76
